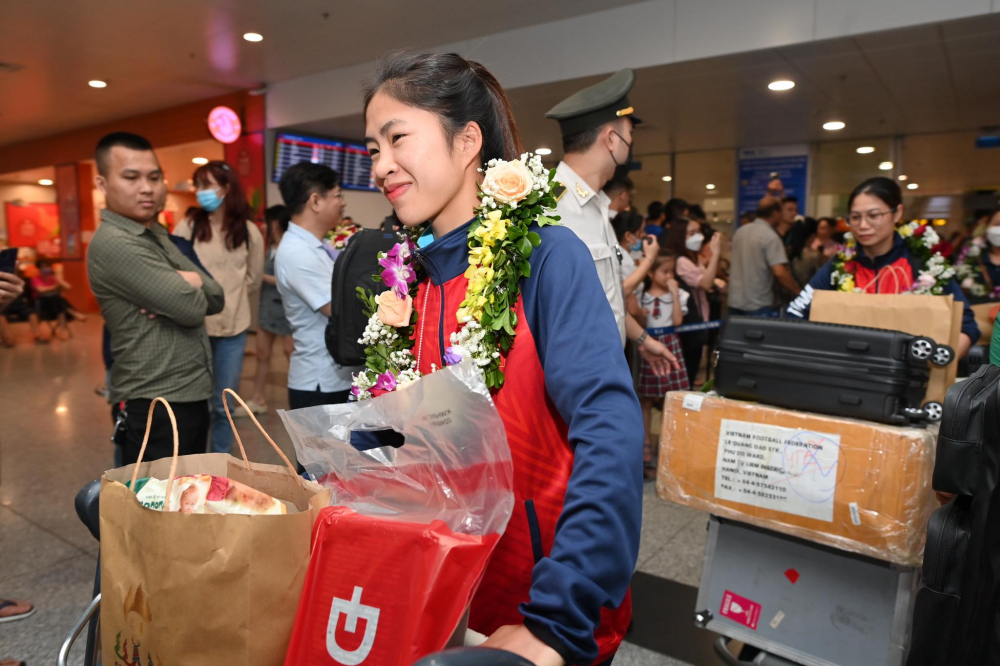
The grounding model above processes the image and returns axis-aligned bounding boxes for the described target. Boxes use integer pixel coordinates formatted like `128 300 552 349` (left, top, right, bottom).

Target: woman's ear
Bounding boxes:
893 204 904 224
457 121 484 170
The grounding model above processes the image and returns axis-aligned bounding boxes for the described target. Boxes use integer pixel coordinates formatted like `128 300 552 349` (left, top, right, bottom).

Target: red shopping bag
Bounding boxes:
278 362 514 665
283 506 501 666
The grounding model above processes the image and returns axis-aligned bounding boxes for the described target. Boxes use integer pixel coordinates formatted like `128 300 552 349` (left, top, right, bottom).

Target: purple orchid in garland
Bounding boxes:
379 243 417 299
443 347 464 366
373 372 397 392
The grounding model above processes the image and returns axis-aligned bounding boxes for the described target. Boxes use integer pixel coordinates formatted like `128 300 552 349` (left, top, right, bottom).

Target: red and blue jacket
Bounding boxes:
787 233 981 344
410 219 643 665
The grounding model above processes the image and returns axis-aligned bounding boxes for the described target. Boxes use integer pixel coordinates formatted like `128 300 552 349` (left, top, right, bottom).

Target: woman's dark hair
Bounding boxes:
665 197 689 224
264 204 290 241
848 177 902 212
364 51 523 165
664 217 698 262
612 209 644 242
191 161 252 250
817 217 836 233
688 204 706 221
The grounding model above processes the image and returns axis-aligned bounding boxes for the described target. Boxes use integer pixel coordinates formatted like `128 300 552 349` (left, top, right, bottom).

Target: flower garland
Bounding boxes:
351 153 560 400
325 222 361 250
954 237 999 299
829 220 956 295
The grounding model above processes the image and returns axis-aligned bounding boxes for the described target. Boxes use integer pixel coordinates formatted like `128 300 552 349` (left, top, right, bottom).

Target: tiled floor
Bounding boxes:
0 318 714 665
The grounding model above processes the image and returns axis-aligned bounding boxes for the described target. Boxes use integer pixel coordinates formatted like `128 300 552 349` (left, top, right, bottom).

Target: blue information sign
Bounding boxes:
737 145 809 218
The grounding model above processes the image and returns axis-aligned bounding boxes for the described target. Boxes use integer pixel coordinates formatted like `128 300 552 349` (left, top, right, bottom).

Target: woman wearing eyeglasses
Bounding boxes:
787 177 979 357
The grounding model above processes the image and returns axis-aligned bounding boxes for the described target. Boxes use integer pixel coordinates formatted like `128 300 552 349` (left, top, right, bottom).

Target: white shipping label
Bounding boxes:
683 393 706 412
714 419 842 522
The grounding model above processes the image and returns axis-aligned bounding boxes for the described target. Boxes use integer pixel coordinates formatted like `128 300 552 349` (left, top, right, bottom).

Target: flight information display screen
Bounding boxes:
273 133 377 191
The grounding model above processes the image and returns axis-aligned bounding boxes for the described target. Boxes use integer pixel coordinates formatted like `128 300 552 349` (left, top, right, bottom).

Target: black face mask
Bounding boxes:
610 130 633 181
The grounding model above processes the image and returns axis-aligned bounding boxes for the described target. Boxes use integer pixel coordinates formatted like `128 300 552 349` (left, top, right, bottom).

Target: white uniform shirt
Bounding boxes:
554 161 627 346
275 222 357 392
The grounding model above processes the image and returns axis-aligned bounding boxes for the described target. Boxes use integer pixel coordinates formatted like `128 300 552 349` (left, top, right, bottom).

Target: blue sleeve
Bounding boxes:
942 278 981 344
786 260 834 319
517 225 643 664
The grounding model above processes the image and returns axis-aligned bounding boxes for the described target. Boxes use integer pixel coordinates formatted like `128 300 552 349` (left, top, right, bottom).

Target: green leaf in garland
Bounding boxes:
516 237 533 258
527 232 541 247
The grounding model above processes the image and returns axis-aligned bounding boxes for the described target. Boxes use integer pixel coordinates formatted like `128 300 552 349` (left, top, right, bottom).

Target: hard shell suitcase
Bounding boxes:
714 317 952 426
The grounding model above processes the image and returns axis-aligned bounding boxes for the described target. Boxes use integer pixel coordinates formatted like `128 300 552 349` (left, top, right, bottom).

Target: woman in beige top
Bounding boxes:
174 161 263 454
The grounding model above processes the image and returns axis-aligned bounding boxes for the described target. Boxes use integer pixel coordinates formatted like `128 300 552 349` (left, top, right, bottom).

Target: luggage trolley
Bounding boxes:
694 517 918 666
58 481 534 666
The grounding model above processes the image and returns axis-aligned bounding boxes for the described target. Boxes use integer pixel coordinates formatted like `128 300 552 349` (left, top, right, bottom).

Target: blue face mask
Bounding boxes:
197 188 225 212
629 239 643 253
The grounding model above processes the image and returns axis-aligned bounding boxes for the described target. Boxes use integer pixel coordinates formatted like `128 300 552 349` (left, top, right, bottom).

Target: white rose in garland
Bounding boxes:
481 159 534 204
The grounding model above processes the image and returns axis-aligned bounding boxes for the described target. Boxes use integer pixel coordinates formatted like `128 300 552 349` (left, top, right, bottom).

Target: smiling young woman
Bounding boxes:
787 177 980 357
359 51 642 666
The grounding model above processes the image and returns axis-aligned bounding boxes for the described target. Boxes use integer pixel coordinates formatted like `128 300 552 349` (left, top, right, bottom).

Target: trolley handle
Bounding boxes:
58 594 100 666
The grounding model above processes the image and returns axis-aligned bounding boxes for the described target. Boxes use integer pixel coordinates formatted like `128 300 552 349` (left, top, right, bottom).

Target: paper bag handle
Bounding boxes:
129 397 180 505
222 388 303 486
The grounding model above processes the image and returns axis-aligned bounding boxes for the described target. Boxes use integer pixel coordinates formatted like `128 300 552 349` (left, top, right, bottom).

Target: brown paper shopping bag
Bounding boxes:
971 302 999 345
99 391 330 666
811 291 962 404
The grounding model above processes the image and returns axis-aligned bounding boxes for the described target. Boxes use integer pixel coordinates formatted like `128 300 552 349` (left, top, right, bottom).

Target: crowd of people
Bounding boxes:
0 50 997 666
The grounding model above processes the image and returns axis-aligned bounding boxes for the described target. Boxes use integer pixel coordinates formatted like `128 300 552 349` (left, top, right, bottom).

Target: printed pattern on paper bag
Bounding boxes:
720 590 761 630
714 419 842 522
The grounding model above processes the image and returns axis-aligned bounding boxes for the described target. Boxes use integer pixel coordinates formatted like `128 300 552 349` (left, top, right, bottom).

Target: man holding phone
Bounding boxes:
87 132 224 465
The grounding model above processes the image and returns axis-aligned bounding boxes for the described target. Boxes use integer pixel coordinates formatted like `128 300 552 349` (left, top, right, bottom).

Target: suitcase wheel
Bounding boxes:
931 345 955 367
908 337 936 363
922 401 944 422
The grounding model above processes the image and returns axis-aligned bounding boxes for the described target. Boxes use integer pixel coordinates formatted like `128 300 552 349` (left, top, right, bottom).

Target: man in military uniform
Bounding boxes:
546 69 680 375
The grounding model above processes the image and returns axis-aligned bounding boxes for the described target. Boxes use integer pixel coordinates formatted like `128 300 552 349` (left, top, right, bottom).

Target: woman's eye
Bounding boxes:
367 148 379 157
391 134 404 144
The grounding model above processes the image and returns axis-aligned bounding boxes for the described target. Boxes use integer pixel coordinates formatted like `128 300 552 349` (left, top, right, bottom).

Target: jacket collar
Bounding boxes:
556 161 610 209
412 218 476 285
857 233 905 269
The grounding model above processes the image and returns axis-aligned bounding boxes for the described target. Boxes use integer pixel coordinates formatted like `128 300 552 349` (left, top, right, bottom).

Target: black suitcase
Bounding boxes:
908 364 1000 666
714 317 953 426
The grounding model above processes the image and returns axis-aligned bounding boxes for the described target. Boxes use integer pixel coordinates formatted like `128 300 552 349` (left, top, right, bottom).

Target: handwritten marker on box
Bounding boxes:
770 611 786 630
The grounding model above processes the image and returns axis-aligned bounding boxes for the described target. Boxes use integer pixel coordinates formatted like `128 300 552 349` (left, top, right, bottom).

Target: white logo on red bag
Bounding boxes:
327 586 380 664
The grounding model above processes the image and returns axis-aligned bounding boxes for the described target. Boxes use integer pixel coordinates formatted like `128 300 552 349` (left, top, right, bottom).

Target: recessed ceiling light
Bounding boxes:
662 176 673 182
706 183 716 190
898 174 909 181
243 33 263 42
907 183 919 190
55 405 67 414
856 146 875 154
535 148 552 156
879 161 893 170
38 179 53 186
192 157 209 165
768 80 795 91
823 121 845 131
88 80 107 89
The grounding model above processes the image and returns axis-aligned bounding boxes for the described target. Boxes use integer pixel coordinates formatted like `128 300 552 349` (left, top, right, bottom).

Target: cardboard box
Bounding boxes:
657 392 937 566
810 291 962 405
